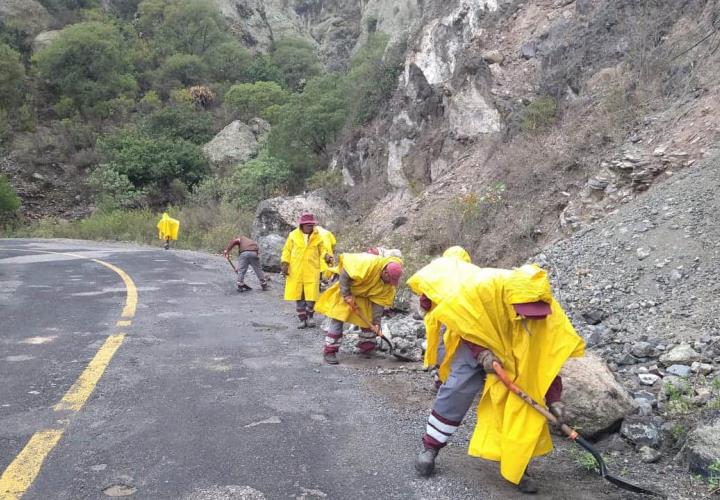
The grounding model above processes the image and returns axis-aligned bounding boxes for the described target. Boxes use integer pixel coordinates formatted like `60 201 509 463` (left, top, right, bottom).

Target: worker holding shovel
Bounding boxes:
410 263 585 494
223 234 267 292
314 252 403 364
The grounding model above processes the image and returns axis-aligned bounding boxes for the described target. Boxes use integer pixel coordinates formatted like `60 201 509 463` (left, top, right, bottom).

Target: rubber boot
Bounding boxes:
415 447 439 477
323 352 339 365
298 319 308 329
517 473 539 494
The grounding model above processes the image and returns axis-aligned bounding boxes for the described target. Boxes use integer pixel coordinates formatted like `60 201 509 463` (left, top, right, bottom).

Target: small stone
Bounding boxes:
637 401 653 416
618 353 640 365
520 41 537 59
621 418 662 448
582 309 605 325
666 364 691 378
634 390 658 407
482 50 504 65
636 247 651 260
639 373 660 386
631 341 656 358
690 362 713 375
638 445 662 463
659 344 700 365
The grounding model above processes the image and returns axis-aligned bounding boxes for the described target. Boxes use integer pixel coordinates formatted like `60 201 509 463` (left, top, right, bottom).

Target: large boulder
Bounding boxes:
560 353 638 437
257 233 285 272
32 30 62 53
0 0 53 37
252 191 338 238
202 119 268 168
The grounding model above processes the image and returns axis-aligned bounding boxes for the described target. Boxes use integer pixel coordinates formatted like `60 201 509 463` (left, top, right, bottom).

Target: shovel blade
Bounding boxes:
603 473 666 498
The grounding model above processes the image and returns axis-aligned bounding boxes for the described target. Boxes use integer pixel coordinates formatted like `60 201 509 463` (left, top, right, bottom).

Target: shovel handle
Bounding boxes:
492 361 578 440
225 255 238 273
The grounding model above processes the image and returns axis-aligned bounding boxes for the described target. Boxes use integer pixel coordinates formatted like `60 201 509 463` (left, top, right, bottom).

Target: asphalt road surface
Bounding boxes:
0 239 625 500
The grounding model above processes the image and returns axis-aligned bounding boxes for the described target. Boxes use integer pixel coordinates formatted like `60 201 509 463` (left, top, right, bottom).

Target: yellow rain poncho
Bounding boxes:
316 226 337 280
428 264 585 484
315 253 401 327
407 246 472 378
157 212 179 241
281 227 327 301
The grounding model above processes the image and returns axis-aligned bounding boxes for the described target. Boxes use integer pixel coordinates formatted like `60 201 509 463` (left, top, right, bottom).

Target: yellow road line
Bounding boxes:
54 334 126 412
0 248 137 499
92 259 137 319
0 430 64 500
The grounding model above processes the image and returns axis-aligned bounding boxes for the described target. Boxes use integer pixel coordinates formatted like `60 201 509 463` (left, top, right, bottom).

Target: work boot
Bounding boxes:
415 447 439 477
517 473 539 494
260 281 268 291
305 318 316 328
323 352 339 365
298 319 308 329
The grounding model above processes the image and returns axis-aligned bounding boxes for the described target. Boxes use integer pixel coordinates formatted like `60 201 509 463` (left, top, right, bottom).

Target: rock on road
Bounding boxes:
1 239 626 500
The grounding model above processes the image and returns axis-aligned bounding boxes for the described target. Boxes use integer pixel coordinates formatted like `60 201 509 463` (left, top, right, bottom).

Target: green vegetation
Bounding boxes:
569 444 600 473
709 459 720 494
0 175 21 221
521 96 558 133
4 0 402 241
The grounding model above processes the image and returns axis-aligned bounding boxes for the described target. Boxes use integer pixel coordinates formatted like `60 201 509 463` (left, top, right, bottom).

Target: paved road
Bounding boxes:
0 239 620 500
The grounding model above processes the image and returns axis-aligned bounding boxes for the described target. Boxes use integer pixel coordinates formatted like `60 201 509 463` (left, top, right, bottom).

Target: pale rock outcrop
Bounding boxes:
0 0 53 37
32 30 62 53
252 191 338 238
202 119 268 168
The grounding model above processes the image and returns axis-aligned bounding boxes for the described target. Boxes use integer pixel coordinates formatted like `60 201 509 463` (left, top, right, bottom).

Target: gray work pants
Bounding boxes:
237 251 265 284
423 341 486 449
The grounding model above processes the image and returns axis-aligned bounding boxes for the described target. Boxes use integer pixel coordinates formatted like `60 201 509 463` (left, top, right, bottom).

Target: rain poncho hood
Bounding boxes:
281 227 327 301
157 212 179 241
315 253 401 328
415 263 585 484
407 247 473 373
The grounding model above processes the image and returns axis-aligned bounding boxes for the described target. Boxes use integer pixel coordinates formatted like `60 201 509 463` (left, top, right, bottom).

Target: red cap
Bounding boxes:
384 262 403 286
298 213 318 226
513 301 551 318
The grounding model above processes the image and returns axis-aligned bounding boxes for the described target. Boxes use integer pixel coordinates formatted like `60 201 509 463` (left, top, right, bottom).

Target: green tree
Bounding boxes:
138 0 227 56
205 40 251 82
346 33 402 124
142 104 214 144
244 54 284 86
0 174 21 220
158 53 207 86
226 152 291 207
34 22 137 113
98 129 208 194
38 0 100 13
268 74 348 181
270 38 323 91
224 81 290 121
0 42 25 111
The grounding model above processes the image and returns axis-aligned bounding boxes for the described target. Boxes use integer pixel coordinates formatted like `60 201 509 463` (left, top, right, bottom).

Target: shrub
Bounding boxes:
0 174 21 220
243 55 284 86
268 73 349 182
98 129 208 194
521 96 558 133
224 81 290 121
158 53 207 87
270 38 323 91
225 153 291 207
142 104 214 144
0 42 25 111
34 21 137 113
138 90 162 114
87 164 146 210
205 40 252 82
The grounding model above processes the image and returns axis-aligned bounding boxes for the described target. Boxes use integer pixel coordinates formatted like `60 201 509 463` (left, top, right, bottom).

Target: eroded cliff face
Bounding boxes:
324 0 720 266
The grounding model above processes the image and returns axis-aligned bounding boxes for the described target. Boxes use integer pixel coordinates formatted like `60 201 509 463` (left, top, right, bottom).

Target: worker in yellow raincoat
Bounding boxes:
314 252 403 365
281 213 331 329
157 212 179 250
410 263 584 494
411 246 472 390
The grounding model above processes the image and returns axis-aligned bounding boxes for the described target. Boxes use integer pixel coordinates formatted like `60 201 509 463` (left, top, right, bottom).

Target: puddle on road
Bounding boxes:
6 355 35 362
20 336 57 345
103 484 137 497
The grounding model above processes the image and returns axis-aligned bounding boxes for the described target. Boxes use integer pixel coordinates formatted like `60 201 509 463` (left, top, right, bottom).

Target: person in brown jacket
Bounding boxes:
223 235 268 292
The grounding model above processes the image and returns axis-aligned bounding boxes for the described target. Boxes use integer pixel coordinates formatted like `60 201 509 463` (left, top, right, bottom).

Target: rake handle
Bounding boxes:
492 361 578 440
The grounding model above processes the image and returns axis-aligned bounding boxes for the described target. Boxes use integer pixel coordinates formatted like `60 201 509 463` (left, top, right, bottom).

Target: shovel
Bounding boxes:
225 254 238 273
349 304 416 362
491 361 666 498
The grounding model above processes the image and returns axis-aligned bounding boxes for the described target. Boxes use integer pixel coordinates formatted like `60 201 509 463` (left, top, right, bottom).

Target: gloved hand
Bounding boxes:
280 262 289 277
223 251 228 258
548 401 567 426
343 295 357 310
476 350 501 374
324 254 334 265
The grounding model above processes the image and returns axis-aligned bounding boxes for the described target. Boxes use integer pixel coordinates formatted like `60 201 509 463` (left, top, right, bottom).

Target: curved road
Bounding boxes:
0 239 620 500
